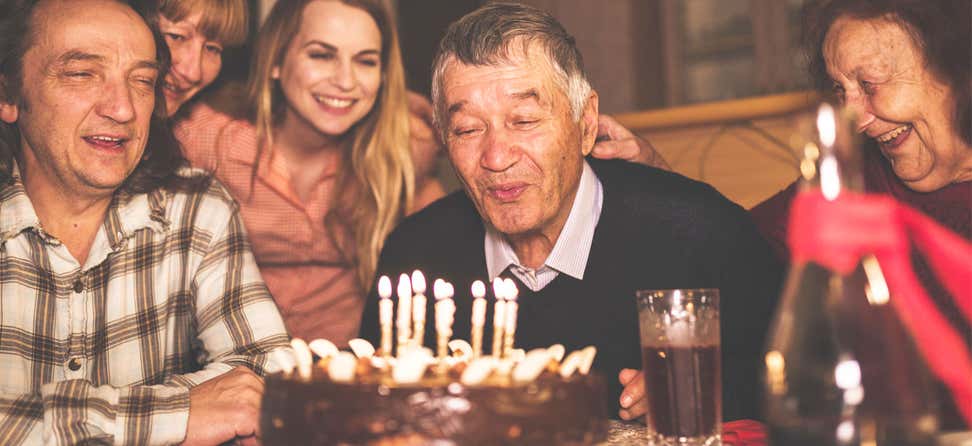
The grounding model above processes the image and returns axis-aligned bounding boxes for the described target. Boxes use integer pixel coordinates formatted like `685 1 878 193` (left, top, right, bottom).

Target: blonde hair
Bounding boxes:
248 0 414 291
159 0 249 46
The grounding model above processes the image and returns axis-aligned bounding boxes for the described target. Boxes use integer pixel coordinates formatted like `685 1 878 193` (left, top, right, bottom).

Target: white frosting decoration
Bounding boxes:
393 349 431 384
269 348 296 375
348 338 376 359
513 348 552 383
448 339 473 360
461 357 498 385
328 352 357 383
290 338 313 380
509 348 525 363
308 339 338 360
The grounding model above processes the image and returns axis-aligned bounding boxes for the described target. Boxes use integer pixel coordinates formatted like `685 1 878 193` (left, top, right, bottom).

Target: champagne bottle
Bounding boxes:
763 104 939 445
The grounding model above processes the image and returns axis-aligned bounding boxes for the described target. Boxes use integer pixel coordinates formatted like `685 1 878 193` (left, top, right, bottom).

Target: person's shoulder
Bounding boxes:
590 158 741 213
162 169 241 230
174 101 257 168
383 190 480 253
392 190 479 237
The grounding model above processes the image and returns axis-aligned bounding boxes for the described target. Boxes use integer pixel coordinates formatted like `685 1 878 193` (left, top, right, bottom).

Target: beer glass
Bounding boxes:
636 289 721 446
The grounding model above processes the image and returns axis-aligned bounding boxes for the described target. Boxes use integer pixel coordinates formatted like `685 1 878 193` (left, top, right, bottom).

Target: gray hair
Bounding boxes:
430 2 592 140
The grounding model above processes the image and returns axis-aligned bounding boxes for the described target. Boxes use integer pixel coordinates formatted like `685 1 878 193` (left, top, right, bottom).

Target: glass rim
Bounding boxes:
635 288 720 307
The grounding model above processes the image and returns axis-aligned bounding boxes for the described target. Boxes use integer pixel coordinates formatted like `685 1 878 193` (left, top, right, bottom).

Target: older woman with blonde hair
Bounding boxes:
175 0 443 345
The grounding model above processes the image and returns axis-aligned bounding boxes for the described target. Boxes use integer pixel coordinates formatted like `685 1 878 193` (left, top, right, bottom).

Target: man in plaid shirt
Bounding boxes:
0 0 292 444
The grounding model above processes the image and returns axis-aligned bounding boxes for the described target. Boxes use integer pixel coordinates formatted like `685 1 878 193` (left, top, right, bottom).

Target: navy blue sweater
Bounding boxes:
360 159 783 421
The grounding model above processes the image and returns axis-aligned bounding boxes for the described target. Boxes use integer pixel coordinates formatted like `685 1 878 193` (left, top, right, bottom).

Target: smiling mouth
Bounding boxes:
313 94 355 109
83 135 128 150
874 124 912 149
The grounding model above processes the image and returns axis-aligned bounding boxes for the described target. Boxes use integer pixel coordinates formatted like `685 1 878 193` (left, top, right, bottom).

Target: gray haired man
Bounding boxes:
360 1 782 422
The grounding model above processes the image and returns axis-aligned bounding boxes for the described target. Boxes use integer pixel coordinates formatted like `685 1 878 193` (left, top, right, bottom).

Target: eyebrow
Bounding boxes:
55 50 160 72
303 40 381 57
446 88 542 118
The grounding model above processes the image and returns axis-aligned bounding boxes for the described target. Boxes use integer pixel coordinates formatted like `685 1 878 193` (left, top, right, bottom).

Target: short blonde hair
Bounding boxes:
159 0 248 46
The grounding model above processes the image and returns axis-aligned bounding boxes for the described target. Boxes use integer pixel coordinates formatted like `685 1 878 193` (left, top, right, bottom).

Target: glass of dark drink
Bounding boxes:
636 289 721 446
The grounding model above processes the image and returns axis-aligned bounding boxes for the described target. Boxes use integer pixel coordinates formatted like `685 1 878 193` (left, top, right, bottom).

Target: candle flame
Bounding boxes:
471 280 486 299
378 275 392 299
445 282 455 299
503 278 519 301
816 103 836 148
492 277 506 300
411 270 426 294
397 273 411 299
433 278 449 300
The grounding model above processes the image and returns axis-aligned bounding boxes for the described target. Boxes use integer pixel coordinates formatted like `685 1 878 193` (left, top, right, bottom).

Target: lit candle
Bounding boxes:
502 278 519 358
377 275 393 358
395 273 412 356
411 270 427 347
470 280 487 358
434 279 456 361
491 277 507 358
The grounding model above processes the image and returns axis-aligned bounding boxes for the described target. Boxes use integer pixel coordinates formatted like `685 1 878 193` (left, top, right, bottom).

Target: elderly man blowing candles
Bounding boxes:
359 2 782 422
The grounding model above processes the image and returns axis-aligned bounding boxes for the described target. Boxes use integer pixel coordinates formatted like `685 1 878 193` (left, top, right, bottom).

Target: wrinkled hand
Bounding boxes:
183 366 264 446
407 90 442 177
618 368 648 422
592 115 670 169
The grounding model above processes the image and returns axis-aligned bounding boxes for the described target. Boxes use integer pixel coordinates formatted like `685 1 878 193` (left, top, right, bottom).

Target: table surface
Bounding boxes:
601 420 650 444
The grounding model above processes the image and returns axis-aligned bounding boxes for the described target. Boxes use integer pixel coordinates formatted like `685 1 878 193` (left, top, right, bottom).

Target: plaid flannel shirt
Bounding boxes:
0 166 291 445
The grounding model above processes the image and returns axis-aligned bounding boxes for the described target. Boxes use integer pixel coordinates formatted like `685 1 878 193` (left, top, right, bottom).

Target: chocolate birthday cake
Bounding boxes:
261 275 609 445
261 364 608 445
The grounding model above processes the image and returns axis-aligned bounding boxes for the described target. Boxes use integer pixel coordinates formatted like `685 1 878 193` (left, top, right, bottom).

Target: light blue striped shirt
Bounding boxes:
484 160 604 291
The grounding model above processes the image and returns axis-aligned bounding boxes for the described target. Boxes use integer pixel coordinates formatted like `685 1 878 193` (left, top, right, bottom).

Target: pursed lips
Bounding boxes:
485 182 529 202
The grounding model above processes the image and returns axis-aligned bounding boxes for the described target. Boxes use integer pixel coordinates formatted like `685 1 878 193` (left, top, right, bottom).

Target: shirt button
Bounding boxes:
72 279 84 293
67 357 82 371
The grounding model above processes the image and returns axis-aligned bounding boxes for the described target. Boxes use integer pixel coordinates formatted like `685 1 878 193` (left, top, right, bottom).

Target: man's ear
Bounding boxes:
579 90 599 157
0 76 18 124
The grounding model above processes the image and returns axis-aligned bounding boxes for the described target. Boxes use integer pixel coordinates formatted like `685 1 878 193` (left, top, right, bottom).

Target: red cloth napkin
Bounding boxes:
722 420 767 445
788 190 972 424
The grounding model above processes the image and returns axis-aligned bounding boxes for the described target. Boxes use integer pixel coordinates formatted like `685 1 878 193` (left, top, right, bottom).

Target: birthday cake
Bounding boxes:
261 275 610 446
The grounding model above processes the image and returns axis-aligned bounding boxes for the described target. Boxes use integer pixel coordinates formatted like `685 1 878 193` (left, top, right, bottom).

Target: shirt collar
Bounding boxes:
484 160 603 281
0 160 170 246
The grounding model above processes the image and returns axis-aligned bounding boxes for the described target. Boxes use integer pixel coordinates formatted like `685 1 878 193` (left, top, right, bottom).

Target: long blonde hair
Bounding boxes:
247 0 414 291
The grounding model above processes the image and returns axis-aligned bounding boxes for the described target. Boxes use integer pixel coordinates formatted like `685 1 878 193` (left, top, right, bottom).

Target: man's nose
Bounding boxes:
480 127 521 172
96 78 136 123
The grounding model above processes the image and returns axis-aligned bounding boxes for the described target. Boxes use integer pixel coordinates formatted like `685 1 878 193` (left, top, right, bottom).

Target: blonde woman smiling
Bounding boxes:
176 0 443 345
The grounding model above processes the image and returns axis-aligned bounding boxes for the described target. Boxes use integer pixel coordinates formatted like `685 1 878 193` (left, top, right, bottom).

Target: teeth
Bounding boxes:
877 125 909 143
90 136 122 143
314 95 353 108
